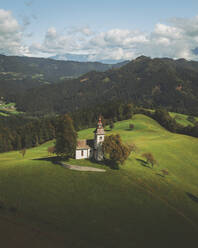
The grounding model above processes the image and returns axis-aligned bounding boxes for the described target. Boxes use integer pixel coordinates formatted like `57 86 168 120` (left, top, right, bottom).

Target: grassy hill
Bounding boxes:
0 114 198 247
170 112 198 127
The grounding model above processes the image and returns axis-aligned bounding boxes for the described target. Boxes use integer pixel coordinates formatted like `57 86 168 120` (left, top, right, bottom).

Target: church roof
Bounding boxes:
76 140 91 150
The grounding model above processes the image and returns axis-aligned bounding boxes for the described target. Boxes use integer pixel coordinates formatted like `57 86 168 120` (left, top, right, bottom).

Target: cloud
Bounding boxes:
142 16 198 60
0 9 28 55
1 9 198 61
29 16 198 61
30 27 148 61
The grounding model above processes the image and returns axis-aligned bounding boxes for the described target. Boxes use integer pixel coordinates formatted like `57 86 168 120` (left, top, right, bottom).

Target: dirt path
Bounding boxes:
61 163 106 172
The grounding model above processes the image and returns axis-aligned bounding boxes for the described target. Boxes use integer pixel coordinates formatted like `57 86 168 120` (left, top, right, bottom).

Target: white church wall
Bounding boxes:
75 149 91 159
96 135 104 145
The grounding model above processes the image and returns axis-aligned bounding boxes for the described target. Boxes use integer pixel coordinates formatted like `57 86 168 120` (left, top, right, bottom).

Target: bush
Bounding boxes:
161 169 169 176
129 124 134 130
142 152 157 168
48 146 55 155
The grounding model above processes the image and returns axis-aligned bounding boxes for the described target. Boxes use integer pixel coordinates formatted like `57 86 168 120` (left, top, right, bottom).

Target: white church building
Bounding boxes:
75 117 105 161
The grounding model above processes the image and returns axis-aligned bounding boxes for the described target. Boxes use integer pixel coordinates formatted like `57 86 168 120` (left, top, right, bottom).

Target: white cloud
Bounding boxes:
1 9 198 61
0 9 28 55
29 16 198 61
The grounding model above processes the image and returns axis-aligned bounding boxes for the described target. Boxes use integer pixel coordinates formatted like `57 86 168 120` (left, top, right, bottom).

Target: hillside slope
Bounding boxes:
0 54 127 99
14 56 198 115
0 114 197 247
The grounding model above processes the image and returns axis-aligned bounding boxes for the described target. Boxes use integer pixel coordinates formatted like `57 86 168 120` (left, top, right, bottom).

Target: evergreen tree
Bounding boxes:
55 114 77 158
109 120 114 129
123 104 133 119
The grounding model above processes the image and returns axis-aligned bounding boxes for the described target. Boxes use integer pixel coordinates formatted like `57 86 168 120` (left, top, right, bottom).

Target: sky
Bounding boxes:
1 0 198 61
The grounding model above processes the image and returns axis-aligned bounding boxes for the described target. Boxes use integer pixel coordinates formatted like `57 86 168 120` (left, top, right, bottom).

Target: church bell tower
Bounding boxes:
94 116 105 161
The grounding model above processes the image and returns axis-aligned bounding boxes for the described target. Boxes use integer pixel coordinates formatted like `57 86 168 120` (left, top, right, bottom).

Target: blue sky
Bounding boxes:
1 0 198 60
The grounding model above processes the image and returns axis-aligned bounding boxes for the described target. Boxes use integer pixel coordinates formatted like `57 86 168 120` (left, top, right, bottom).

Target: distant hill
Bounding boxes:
49 53 128 64
14 56 198 115
0 54 127 98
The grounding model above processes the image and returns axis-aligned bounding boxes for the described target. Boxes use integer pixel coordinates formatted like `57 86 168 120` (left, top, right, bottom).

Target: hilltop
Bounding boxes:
0 114 197 247
13 56 198 115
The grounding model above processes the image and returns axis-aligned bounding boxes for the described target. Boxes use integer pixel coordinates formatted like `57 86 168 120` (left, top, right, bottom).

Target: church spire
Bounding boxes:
94 116 105 134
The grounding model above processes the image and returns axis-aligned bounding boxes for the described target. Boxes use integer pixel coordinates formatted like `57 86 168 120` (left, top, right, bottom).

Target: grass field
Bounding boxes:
0 102 22 116
170 112 198 126
0 114 198 247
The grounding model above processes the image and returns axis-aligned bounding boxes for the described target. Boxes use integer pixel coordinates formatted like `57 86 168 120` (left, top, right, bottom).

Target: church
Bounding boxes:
75 117 105 161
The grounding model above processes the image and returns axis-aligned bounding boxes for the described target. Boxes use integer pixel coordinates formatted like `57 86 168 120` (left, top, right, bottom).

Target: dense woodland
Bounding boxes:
0 54 126 100
7 56 198 116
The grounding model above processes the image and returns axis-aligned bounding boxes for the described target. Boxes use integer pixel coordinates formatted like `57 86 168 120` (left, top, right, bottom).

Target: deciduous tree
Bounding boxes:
142 152 156 168
102 134 130 167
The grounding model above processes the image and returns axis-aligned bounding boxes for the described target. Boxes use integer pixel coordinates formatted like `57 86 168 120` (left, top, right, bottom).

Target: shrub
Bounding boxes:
129 124 134 130
161 169 169 176
48 146 55 155
142 152 157 168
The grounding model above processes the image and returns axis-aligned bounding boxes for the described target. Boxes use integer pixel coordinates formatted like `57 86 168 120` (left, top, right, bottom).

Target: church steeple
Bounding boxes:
94 116 105 161
94 116 105 135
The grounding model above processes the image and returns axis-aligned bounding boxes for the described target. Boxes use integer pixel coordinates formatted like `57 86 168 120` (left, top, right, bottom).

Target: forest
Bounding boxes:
7 56 198 116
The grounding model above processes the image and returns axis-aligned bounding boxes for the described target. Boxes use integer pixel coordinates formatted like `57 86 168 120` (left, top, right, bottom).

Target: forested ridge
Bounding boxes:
11 56 198 115
0 54 126 99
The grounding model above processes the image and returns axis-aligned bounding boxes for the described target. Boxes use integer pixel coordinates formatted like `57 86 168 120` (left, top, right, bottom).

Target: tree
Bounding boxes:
129 124 134 130
123 104 133 119
102 134 130 168
142 152 156 168
20 149 26 158
187 115 195 124
55 114 77 158
109 120 114 129
48 146 55 156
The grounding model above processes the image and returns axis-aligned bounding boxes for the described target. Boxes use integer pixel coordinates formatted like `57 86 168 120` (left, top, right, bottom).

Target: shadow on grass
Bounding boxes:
136 158 151 169
33 156 69 166
186 192 198 204
156 173 165 178
34 156 120 170
102 159 119 170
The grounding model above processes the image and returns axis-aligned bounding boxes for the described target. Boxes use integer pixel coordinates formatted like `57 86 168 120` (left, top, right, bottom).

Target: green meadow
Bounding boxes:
170 112 198 126
0 102 22 116
0 114 198 247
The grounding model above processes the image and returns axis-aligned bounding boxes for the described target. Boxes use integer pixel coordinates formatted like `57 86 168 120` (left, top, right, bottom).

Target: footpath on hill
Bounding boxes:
61 163 106 172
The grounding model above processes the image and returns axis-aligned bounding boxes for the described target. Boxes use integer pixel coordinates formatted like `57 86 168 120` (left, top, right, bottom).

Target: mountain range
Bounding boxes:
0 54 128 98
49 53 127 64
10 56 198 116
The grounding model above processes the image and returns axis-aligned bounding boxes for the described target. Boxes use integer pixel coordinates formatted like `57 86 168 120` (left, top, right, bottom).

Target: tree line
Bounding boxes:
1 101 198 153
0 102 133 153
